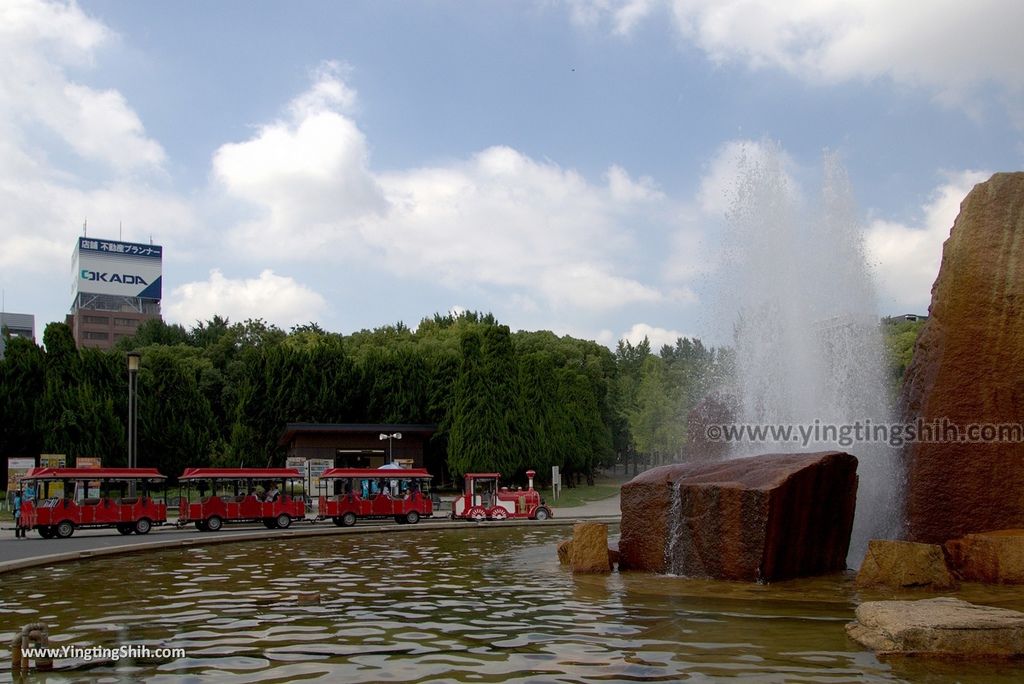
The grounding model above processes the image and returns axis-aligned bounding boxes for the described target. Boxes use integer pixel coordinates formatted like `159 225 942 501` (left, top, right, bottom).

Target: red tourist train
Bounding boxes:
17 468 168 538
176 468 306 531
317 468 435 526
13 464 553 538
450 470 552 521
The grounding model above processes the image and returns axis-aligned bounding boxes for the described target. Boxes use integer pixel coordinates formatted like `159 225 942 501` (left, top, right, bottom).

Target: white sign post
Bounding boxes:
551 465 561 501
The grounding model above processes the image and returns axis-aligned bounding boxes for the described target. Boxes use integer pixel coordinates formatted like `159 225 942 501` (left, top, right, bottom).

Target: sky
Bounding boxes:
1 0 1022 350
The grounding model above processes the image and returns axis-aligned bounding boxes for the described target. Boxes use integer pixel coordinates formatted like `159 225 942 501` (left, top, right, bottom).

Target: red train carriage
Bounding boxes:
177 468 305 531
18 468 168 538
451 469 552 521
318 468 434 526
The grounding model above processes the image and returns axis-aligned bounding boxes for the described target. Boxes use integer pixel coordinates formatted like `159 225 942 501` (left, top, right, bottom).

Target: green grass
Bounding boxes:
545 475 625 508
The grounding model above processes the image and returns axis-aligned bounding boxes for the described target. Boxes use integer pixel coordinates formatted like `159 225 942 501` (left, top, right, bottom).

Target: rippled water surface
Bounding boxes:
3 526 1024 682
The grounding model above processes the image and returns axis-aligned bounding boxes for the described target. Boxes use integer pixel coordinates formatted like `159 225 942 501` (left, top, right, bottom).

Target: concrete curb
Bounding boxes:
0 515 619 575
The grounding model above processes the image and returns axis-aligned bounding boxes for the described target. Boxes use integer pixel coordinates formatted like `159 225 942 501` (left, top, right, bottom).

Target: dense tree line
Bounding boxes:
0 312 728 487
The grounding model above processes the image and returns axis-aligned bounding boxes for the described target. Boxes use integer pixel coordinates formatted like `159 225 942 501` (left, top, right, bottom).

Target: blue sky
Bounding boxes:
2 0 1022 348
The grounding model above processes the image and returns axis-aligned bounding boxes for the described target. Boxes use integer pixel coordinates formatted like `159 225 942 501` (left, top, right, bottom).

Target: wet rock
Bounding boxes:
557 539 572 565
619 451 858 581
902 173 1024 543
846 597 1024 657
945 529 1024 584
559 538 619 569
296 591 320 605
855 539 957 590
571 522 611 574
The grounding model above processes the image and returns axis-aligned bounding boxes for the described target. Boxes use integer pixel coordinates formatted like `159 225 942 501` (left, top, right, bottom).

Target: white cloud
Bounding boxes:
567 0 660 37
572 1 1024 116
0 0 188 324
212 65 387 259
865 170 990 312
0 0 166 170
214 70 673 312
620 322 691 349
371 146 663 311
674 1 1024 113
167 269 328 329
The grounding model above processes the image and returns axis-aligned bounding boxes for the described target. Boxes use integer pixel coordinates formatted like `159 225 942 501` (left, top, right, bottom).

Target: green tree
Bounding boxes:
0 336 45 458
136 345 217 476
447 326 521 477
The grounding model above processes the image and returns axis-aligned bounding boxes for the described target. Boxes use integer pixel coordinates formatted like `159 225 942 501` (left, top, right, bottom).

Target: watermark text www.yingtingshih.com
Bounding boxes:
21 644 186 663
703 418 1024 448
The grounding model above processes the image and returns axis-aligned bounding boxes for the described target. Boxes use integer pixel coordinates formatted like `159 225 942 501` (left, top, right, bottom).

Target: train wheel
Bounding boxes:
116 524 133 535
135 518 152 535
206 516 223 532
56 520 75 538
341 512 357 527
195 521 208 531
534 507 551 521
39 527 55 539
275 514 291 529
468 506 488 522
262 518 276 529
332 517 345 527
405 510 420 524
489 507 508 521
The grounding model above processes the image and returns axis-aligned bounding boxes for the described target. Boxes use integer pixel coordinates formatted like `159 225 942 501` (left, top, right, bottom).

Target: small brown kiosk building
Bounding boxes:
278 423 437 469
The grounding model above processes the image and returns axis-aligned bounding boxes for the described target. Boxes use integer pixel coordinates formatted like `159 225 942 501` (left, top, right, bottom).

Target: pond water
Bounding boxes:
3 526 1024 683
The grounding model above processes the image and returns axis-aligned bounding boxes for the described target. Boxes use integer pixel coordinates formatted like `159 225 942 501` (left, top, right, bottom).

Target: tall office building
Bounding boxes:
67 237 163 350
0 312 34 359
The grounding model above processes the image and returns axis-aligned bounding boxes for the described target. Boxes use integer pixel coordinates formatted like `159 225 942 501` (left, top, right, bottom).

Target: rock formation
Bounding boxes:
855 539 957 590
619 451 858 581
902 172 1024 543
945 529 1024 583
570 522 612 574
846 597 1024 657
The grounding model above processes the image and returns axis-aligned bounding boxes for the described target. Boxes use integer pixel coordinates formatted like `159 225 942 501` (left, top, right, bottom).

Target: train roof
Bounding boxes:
320 468 432 479
21 467 167 481
179 467 302 480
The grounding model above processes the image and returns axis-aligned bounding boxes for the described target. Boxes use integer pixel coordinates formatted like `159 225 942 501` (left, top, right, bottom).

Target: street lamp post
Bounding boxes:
378 432 402 465
127 352 140 492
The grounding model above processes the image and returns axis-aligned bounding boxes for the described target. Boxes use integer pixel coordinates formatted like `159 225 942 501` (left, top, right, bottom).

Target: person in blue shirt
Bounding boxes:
13 491 24 538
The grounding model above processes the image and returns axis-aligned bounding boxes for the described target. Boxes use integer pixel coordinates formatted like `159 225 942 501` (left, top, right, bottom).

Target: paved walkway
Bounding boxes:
0 494 620 572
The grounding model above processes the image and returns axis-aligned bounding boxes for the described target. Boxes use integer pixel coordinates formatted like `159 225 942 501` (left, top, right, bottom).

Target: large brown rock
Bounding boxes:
945 529 1024 584
846 597 1024 657
855 539 957 590
902 173 1024 543
619 451 858 582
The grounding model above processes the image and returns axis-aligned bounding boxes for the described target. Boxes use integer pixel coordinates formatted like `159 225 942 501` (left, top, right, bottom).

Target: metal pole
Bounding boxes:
131 370 138 468
127 368 134 469
127 352 140 496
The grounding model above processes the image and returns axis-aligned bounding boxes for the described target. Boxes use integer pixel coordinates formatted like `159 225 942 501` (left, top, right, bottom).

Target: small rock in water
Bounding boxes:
846 597 1024 657
571 522 611 574
297 591 320 605
855 539 957 590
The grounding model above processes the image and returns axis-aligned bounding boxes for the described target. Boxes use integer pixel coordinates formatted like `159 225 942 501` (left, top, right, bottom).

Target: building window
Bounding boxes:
113 318 138 328
84 331 109 340
84 315 109 325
